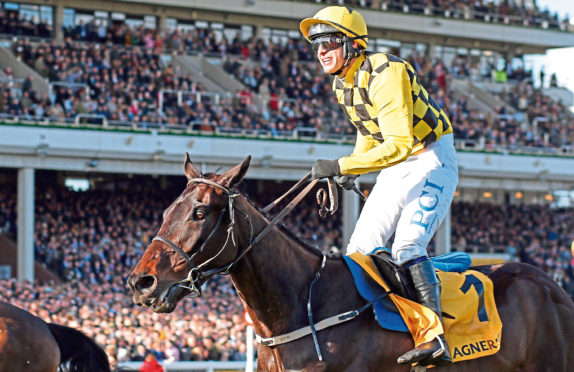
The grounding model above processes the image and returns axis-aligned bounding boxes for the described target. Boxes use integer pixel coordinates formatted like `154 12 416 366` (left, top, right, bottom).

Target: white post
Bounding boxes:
435 206 451 256
342 185 360 253
245 326 254 372
17 167 35 282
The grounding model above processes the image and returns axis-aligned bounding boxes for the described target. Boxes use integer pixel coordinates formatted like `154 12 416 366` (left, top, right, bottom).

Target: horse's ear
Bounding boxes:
184 153 201 180
220 156 251 188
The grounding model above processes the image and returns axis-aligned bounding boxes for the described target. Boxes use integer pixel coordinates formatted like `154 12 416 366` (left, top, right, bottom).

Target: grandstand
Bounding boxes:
1 0 574 369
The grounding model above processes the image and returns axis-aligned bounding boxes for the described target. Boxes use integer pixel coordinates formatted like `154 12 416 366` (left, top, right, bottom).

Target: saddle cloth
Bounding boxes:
344 251 502 363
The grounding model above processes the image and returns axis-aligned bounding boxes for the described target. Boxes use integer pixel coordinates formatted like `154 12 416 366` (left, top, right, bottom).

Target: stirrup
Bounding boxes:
397 335 451 366
410 366 427 372
421 335 452 367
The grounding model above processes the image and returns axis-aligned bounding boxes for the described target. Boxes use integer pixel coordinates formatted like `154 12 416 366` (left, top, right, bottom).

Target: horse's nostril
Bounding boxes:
134 275 157 294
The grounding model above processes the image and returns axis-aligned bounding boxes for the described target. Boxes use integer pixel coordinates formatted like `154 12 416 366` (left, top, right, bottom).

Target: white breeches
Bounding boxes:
346 134 458 265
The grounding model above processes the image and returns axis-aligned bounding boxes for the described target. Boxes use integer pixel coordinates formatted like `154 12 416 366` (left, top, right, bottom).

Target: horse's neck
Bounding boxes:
230 198 325 336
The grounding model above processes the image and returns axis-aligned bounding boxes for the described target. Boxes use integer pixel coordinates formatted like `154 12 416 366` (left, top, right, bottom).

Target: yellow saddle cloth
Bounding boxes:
348 252 502 363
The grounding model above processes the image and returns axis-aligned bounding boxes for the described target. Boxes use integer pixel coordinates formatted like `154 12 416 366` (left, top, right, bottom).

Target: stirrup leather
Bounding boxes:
432 335 447 359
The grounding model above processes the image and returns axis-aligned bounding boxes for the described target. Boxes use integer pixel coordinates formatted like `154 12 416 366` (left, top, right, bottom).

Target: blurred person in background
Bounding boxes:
139 353 164 372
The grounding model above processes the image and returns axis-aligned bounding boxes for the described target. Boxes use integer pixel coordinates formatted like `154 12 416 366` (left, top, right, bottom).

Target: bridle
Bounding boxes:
152 173 333 298
152 178 251 297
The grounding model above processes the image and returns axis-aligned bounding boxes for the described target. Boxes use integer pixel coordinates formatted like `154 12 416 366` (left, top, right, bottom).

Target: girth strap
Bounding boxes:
256 291 389 347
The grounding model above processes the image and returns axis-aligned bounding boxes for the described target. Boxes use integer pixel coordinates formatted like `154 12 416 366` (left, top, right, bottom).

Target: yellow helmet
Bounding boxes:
300 6 368 50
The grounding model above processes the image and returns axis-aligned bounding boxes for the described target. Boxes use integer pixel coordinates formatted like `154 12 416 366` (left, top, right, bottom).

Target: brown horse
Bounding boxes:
0 301 110 372
128 155 574 372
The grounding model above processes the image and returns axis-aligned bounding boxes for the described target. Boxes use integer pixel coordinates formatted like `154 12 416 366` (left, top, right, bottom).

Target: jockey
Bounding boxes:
300 6 458 366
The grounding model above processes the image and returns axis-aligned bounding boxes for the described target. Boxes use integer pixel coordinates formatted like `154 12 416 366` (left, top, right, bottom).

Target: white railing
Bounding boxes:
158 89 233 114
2 115 574 157
0 77 24 85
117 360 251 372
74 114 107 126
48 81 90 101
118 327 255 371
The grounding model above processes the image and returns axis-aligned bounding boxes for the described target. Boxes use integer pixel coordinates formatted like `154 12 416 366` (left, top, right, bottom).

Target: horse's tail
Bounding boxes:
47 323 111 372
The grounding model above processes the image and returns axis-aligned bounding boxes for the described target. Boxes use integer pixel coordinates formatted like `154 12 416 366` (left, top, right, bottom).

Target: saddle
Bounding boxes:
368 248 470 319
369 248 416 300
344 249 502 364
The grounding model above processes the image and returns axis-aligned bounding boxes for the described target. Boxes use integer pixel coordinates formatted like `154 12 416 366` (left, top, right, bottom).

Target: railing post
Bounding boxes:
17 167 35 282
245 325 254 372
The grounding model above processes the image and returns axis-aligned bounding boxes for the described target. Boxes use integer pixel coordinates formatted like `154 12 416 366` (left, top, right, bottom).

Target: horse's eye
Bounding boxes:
193 208 206 220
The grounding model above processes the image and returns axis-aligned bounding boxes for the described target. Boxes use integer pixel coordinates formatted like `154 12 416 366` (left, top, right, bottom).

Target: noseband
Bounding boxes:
153 178 253 297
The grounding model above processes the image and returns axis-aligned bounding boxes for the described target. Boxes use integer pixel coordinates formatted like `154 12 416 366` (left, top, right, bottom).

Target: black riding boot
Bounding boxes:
397 258 452 366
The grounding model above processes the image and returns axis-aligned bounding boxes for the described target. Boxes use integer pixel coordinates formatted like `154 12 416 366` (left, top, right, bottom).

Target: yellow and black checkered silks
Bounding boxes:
334 52 453 175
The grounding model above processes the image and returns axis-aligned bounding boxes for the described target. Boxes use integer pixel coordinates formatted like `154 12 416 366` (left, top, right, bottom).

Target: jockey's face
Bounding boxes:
314 35 345 76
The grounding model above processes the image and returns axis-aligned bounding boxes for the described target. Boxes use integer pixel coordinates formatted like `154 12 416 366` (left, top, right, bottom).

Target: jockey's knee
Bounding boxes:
392 244 428 266
345 240 368 256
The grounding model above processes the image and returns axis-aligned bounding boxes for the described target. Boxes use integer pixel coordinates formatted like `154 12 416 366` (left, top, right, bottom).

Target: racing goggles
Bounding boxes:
311 35 345 54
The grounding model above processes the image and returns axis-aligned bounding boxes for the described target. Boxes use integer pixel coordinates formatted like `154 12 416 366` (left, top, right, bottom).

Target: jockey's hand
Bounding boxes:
311 159 340 180
336 175 358 190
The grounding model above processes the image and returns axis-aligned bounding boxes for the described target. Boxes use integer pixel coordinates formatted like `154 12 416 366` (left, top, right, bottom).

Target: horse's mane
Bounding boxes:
246 193 327 257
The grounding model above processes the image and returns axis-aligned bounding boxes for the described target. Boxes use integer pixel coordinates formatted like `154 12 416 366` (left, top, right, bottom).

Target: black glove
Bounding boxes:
336 175 358 190
311 159 340 180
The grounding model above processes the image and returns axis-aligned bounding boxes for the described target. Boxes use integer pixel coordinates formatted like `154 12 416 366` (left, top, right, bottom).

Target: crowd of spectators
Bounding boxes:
2 15 573 153
0 181 16 237
0 9 52 38
3 32 352 136
1 7 573 153
494 81 574 149
451 201 574 296
31 178 341 283
0 276 247 368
